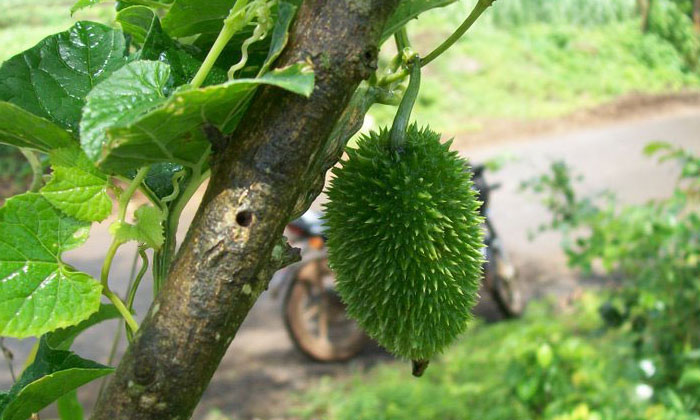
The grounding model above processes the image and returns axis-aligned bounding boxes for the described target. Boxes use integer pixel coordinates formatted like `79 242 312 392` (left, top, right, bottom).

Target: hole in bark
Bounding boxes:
236 210 253 227
362 47 378 68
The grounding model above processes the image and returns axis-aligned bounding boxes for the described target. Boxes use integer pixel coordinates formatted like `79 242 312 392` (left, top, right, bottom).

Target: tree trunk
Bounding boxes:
90 0 399 418
639 0 651 32
694 0 700 32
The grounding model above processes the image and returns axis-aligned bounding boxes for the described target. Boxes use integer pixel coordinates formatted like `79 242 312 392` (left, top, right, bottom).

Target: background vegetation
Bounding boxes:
1 0 700 135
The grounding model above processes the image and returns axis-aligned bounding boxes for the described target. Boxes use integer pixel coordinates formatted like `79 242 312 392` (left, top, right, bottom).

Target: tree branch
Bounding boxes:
91 0 399 418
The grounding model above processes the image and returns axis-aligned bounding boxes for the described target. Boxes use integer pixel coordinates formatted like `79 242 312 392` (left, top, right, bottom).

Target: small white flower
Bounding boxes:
639 359 656 377
635 384 654 400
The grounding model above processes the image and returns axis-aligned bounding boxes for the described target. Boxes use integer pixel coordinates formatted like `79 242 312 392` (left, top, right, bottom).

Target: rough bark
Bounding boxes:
91 0 399 419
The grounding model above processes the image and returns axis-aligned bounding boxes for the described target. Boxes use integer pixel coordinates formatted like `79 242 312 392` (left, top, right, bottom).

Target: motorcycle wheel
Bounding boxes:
486 244 525 318
283 258 367 362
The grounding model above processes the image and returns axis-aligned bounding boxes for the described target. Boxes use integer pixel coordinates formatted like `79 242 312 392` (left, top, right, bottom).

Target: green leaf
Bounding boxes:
0 338 112 420
70 0 105 14
382 0 458 42
188 1 300 78
71 0 172 14
643 141 672 156
0 194 101 339
80 60 171 162
259 1 297 75
116 5 156 44
0 102 75 152
97 62 314 173
41 148 112 222
142 163 186 199
161 0 236 38
46 304 121 350
110 205 165 249
130 8 227 86
57 390 84 420
679 368 700 388
0 22 129 133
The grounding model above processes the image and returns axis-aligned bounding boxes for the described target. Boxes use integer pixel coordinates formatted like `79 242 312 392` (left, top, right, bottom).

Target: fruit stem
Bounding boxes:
421 0 496 67
389 56 421 152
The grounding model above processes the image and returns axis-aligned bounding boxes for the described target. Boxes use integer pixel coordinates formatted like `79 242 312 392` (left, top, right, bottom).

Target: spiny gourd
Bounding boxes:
324 124 484 367
324 58 484 371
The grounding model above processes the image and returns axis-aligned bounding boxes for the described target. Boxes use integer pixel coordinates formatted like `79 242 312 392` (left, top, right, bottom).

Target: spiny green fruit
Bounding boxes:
324 124 485 362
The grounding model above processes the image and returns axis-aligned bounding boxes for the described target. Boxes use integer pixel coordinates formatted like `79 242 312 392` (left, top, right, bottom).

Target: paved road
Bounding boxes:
1 108 699 419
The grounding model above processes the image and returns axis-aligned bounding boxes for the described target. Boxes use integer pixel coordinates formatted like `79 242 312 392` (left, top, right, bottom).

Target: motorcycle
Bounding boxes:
273 164 524 362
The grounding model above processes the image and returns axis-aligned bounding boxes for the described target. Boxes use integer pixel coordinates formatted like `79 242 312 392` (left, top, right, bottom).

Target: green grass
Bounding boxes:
290 295 690 420
369 3 700 134
0 0 114 62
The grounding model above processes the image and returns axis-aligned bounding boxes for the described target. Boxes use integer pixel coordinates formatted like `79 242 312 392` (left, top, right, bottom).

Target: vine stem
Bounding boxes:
190 0 250 88
103 289 139 334
127 248 149 312
153 156 209 294
421 0 496 67
99 167 150 334
118 167 150 221
394 27 411 53
20 149 43 192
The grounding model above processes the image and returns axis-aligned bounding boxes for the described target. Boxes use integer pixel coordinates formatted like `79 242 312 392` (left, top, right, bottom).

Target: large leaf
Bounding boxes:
161 0 236 38
97 62 315 173
80 60 171 162
46 304 121 350
0 102 75 152
382 0 458 42
0 338 112 420
0 22 129 133
0 194 101 339
41 148 112 222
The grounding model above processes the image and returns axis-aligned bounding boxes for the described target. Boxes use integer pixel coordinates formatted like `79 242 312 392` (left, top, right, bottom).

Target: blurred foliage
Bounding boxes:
520 143 700 417
370 3 700 134
486 0 637 27
293 295 698 420
0 145 32 200
648 0 700 70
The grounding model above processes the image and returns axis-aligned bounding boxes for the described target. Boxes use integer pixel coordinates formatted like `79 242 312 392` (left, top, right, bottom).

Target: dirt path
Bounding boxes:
1 103 699 420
